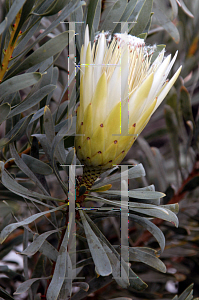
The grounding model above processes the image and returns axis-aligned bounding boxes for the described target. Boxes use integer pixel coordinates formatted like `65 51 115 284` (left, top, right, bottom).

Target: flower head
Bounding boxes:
75 26 181 169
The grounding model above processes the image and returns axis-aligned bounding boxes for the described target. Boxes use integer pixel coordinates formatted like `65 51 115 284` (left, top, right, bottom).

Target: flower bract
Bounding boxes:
75 26 182 169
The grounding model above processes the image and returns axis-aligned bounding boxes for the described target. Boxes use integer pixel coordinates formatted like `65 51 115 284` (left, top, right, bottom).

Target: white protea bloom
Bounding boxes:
75 26 181 170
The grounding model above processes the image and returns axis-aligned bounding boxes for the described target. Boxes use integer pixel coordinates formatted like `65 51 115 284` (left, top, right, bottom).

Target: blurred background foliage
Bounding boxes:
0 0 199 299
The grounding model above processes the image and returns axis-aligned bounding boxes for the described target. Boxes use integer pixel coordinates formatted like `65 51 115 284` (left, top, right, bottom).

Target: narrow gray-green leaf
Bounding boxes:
169 0 178 19
99 189 164 199
44 105 55 144
128 247 166 273
0 73 42 99
10 31 75 76
153 4 180 43
0 103 10 124
86 0 101 36
79 210 112 276
130 206 179 227
84 213 147 290
178 0 194 18
91 164 145 189
29 107 45 124
14 277 50 295
39 0 70 16
39 239 58 262
3 114 33 146
8 85 56 118
21 154 53 175
129 214 165 252
9 143 50 195
0 162 63 205
46 227 71 300
129 0 153 36
178 283 194 300
100 0 128 32
65 148 75 165
0 204 66 243
21 228 62 256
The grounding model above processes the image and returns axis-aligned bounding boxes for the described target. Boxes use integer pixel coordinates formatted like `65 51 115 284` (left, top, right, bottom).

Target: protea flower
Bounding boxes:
75 26 181 191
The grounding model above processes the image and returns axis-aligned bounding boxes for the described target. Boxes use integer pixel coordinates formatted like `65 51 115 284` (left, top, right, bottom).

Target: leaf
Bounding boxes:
65 148 76 165
7 85 56 118
79 210 112 276
3 114 33 147
180 86 194 125
129 0 153 36
164 105 181 177
101 241 130 288
92 164 145 189
99 189 165 199
0 286 15 300
0 162 63 204
129 205 179 227
129 214 165 252
128 247 166 273
29 107 45 125
178 284 194 300
86 0 101 35
178 0 194 18
100 0 128 32
39 239 58 262
46 226 72 300
71 276 113 300
0 103 10 124
84 213 147 290
9 31 75 77
39 0 70 16
44 105 55 144
9 143 50 195
0 0 26 35
14 277 50 295
21 154 53 176
0 73 42 99
169 0 178 19
153 3 180 43
21 228 62 256
0 204 66 243
11 0 36 44
116 0 138 27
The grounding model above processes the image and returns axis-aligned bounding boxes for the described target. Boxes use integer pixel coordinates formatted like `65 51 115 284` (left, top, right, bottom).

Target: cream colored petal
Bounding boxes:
104 102 121 149
136 98 157 136
91 72 107 132
83 25 89 65
107 61 121 115
129 72 154 126
80 45 84 75
121 46 129 102
164 51 178 83
149 49 165 73
154 66 182 110
83 42 93 110
146 54 171 103
93 33 106 91
90 126 104 156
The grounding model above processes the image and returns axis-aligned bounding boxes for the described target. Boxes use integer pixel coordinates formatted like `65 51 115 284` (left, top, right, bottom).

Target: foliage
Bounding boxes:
0 0 199 299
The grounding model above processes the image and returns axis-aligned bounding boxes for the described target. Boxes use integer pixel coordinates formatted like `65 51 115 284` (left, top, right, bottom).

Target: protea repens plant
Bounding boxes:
75 25 181 195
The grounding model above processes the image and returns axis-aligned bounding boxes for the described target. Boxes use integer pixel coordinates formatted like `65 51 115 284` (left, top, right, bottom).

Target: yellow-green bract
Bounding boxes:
75 26 181 169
